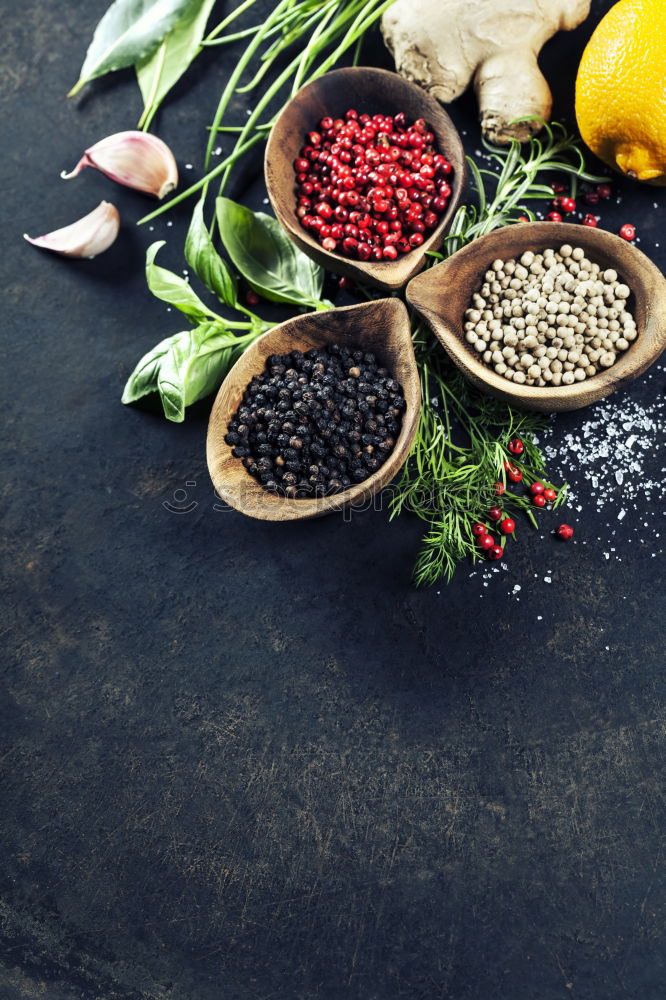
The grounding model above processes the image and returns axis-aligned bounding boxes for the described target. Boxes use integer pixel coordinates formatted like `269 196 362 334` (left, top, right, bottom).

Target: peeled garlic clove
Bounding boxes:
24 201 120 259
61 131 178 199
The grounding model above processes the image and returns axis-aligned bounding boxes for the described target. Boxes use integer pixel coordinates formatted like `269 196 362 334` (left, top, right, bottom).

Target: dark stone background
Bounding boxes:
1 1 664 997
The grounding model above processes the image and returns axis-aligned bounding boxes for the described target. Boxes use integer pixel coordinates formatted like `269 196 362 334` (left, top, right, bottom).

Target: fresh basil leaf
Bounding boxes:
216 197 328 310
184 198 238 309
123 322 257 422
136 0 217 129
121 334 174 404
69 0 199 97
146 241 221 324
157 323 244 422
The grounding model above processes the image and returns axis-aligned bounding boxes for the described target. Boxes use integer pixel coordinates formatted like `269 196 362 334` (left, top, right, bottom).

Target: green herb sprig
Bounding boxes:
137 0 398 226
391 122 606 585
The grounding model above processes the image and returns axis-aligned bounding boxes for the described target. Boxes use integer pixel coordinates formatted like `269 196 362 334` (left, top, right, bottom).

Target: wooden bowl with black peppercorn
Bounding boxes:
407 222 666 412
264 66 467 293
206 299 420 521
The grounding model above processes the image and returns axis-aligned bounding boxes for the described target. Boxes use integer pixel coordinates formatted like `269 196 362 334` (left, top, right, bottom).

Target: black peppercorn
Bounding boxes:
226 343 405 498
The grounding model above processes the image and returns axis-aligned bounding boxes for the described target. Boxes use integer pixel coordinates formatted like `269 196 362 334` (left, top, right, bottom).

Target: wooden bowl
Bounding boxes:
206 299 420 521
264 66 467 292
407 222 666 412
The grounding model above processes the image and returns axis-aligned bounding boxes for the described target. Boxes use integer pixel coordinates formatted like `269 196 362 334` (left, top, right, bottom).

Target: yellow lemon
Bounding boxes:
575 0 666 185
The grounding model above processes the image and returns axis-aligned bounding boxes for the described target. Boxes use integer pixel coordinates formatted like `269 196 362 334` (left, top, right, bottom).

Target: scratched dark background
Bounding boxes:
1 0 665 998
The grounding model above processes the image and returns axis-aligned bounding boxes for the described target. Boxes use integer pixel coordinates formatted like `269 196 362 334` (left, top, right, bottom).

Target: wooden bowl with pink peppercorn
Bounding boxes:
265 66 467 292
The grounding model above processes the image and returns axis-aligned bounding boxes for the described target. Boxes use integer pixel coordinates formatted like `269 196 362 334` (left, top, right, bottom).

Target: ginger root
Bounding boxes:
382 0 591 144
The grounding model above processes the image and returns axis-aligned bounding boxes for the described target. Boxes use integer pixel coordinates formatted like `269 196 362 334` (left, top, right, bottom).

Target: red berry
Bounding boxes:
487 545 504 561
551 182 566 194
487 506 502 521
559 197 576 213
499 518 515 535
584 191 600 205
546 211 563 222
556 523 574 541
597 183 612 199
533 494 546 508
508 437 524 456
504 461 523 483
543 488 557 503
472 522 488 536
582 214 598 227
245 290 260 306
321 237 337 251
494 481 505 495
530 481 545 496
477 533 495 550
517 215 530 223
337 275 354 290
619 223 636 241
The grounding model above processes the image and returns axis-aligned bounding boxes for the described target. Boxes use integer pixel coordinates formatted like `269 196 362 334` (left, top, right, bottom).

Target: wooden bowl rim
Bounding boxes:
264 65 468 292
206 298 421 521
406 221 666 411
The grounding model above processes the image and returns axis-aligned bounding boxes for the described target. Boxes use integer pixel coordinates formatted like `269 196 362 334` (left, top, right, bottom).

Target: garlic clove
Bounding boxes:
61 131 178 199
24 201 120 259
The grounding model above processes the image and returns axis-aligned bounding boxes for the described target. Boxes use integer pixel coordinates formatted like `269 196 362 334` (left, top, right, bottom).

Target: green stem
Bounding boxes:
204 0 263 42
204 0 292 170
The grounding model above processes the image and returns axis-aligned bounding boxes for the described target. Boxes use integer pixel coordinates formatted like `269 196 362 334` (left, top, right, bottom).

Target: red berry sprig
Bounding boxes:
294 109 453 261
508 437 524 456
556 524 574 540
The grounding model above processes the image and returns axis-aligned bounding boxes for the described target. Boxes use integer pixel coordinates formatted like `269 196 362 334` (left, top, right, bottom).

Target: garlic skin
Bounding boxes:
61 131 178 199
24 201 120 259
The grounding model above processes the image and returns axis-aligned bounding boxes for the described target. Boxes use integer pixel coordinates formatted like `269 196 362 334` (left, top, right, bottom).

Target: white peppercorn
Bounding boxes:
464 246 636 387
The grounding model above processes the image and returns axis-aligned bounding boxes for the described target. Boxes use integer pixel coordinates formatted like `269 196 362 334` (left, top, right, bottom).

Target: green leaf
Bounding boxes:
157 323 243 421
145 240 221 323
184 198 238 308
69 0 200 97
122 322 255 422
121 334 174 404
136 0 217 129
216 197 328 309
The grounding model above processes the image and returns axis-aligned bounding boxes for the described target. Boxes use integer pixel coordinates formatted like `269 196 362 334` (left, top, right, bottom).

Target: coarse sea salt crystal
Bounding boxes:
618 509 626 520
544 576 551 584
615 470 624 485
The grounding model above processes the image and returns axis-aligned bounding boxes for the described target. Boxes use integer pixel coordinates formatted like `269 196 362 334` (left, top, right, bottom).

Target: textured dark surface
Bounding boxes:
1 1 665 998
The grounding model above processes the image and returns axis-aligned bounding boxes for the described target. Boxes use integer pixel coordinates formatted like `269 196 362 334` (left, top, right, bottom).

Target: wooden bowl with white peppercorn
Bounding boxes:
406 222 666 412
206 299 420 521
